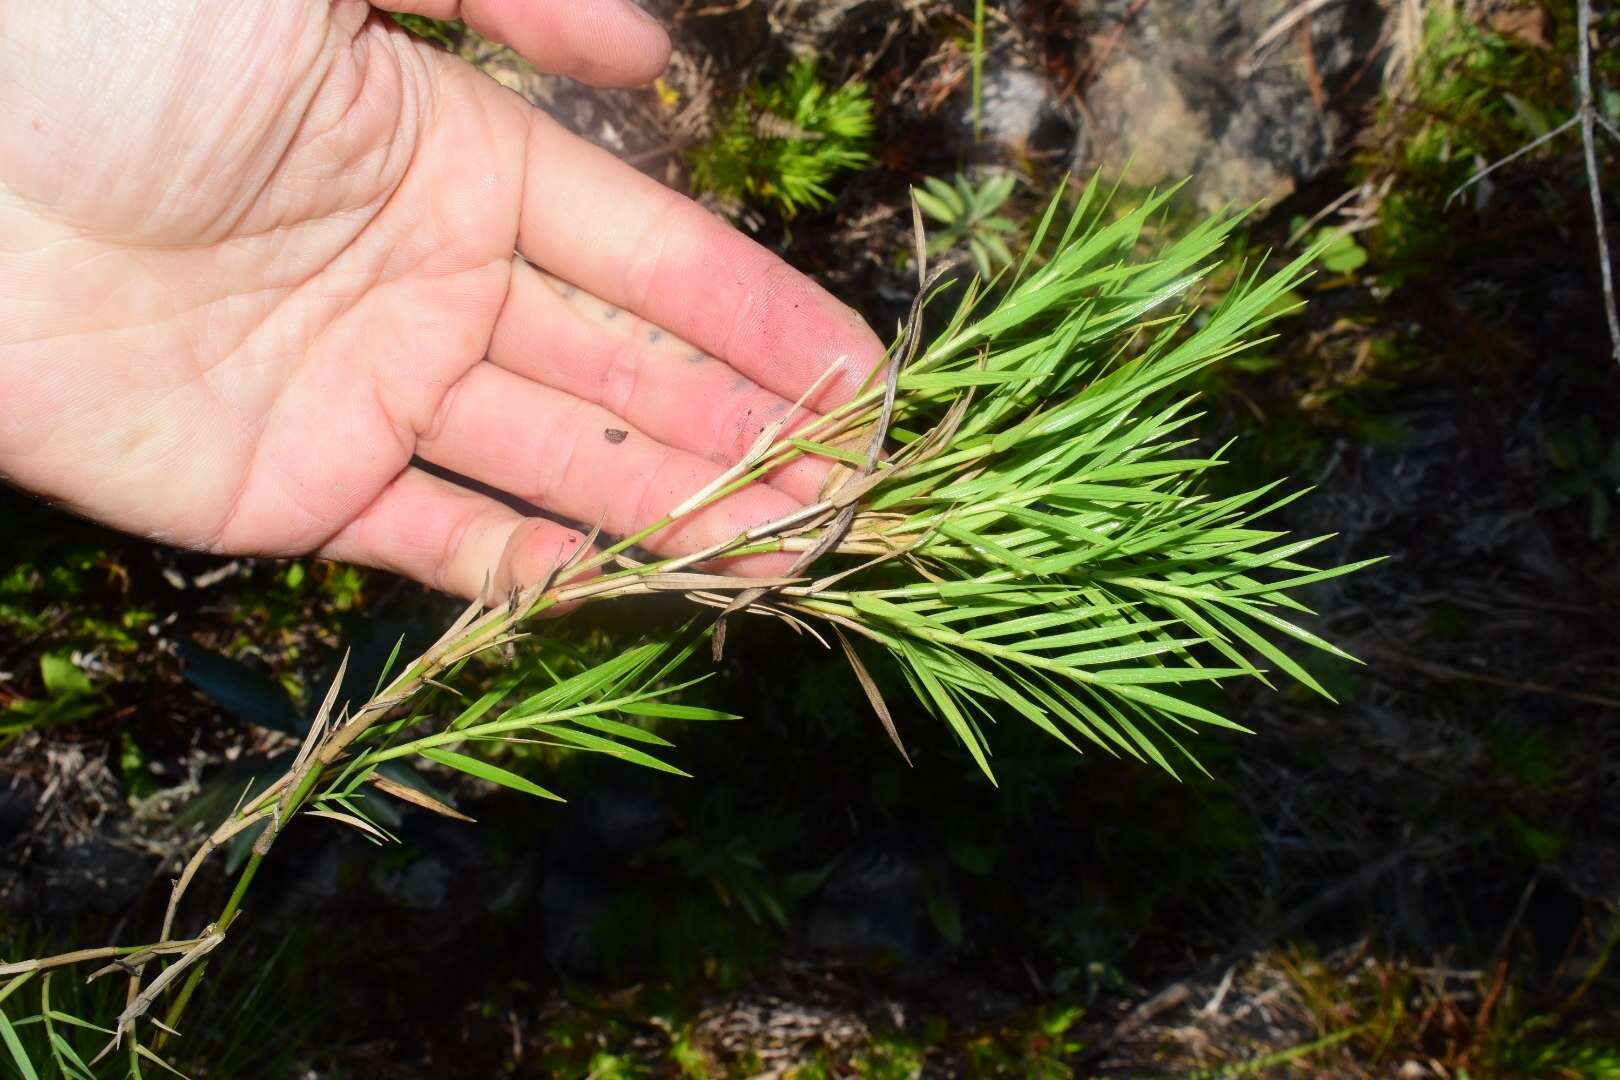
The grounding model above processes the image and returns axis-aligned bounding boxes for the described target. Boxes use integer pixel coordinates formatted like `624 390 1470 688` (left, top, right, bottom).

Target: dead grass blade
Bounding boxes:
88 927 225 1064
837 628 911 765
369 774 476 823
304 808 389 842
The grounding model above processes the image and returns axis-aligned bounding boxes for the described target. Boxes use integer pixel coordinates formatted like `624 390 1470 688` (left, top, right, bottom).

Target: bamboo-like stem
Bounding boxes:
157 855 262 1042
4 185 1370 1062
135 392 915 1042
545 305 986 590
140 364 969 1044
0 942 167 978
157 807 273 944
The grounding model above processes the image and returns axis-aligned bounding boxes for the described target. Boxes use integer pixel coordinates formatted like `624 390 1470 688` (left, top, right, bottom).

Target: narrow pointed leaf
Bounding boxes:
418 749 564 801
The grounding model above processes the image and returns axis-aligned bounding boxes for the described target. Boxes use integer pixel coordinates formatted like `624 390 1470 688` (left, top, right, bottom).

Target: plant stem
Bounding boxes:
972 0 986 143
217 852 264 930
0 943 154 978
558 386 888 584
1576 0 1620 365
129 268 1003 1048
157 852 265 1041
142 433 890 1037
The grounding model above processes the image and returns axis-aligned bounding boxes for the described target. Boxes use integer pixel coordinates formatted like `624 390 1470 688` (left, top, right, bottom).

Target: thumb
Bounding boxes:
378 0 671 88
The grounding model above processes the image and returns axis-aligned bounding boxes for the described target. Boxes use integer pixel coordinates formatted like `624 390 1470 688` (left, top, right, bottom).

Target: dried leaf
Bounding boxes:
837 628 911 766
304 808 390 842
369 774 476 823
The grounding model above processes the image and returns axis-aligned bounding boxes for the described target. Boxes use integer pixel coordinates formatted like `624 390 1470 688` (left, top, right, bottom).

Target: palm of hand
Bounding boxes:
0 1 882 598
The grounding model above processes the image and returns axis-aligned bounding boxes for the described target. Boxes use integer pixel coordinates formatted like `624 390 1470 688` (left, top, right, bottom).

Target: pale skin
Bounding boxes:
0 0 886 600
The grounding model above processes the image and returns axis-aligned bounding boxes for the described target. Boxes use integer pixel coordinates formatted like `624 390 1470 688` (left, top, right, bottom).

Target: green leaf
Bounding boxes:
175 640 300 734
968 237 993 281
48 1033 96 1080
448 684 511 731
982 232 1015 268
0 996 40 1080
547 727 692 776
502 642 665 721
899 640 995 784
134 1043 194 1079
1314 229 1368 273
417 748 564 802
946 837 995 875
979 172 1017 210
1501 91 1551 138
571 716 676 747
616 702 740 721
790 438 871 466
922 175 966 216
43 1012 117 1037
912 186 957 224
371 634 407 697
38 653 93 701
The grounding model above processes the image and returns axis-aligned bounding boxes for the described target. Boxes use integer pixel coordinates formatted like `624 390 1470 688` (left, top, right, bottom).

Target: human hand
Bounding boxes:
0 1 884 600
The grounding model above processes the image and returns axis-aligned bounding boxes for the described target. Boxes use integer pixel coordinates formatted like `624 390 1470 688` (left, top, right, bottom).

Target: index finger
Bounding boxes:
514 111 887 411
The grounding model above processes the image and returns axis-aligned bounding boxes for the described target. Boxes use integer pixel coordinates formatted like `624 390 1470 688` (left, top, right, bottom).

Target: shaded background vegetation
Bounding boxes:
3 0 1619 1076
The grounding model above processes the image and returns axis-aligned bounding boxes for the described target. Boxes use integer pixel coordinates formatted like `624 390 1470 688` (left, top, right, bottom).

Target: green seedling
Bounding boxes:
913 171 1021 280
1543 415 1620 539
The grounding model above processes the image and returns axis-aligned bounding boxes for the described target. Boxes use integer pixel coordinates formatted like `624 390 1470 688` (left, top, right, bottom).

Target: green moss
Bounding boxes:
1363 2 1593 283
1486 1026 1620 1079
852 1029 927 1079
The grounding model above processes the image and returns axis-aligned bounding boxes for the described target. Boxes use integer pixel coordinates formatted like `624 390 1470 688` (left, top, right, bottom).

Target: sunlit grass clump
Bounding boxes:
687 57 874 216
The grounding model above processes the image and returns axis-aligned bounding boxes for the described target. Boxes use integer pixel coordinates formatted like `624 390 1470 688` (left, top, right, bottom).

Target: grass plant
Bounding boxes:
0 178 1375 1075
687 58 874 216
912 170 1022 280
971 0 987 142
1 652 110 748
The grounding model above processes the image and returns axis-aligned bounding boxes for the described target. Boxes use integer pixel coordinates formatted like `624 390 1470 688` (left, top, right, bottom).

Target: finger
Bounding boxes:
379 0 671 87
489 259 836 504
416 363 802 574
514 113 888 410
321 466 590 602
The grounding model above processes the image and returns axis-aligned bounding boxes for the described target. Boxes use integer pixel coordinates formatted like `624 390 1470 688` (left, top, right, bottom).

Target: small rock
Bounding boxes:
806 843 931 962
482 851 542 915
1486 6 1553 49
553 783 668 861
978 66 1045 147
372 856 451 911
0 777 39 846
5 838 151 917
956 62 1078 160
1082 0 1388 209
536 869 616 973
